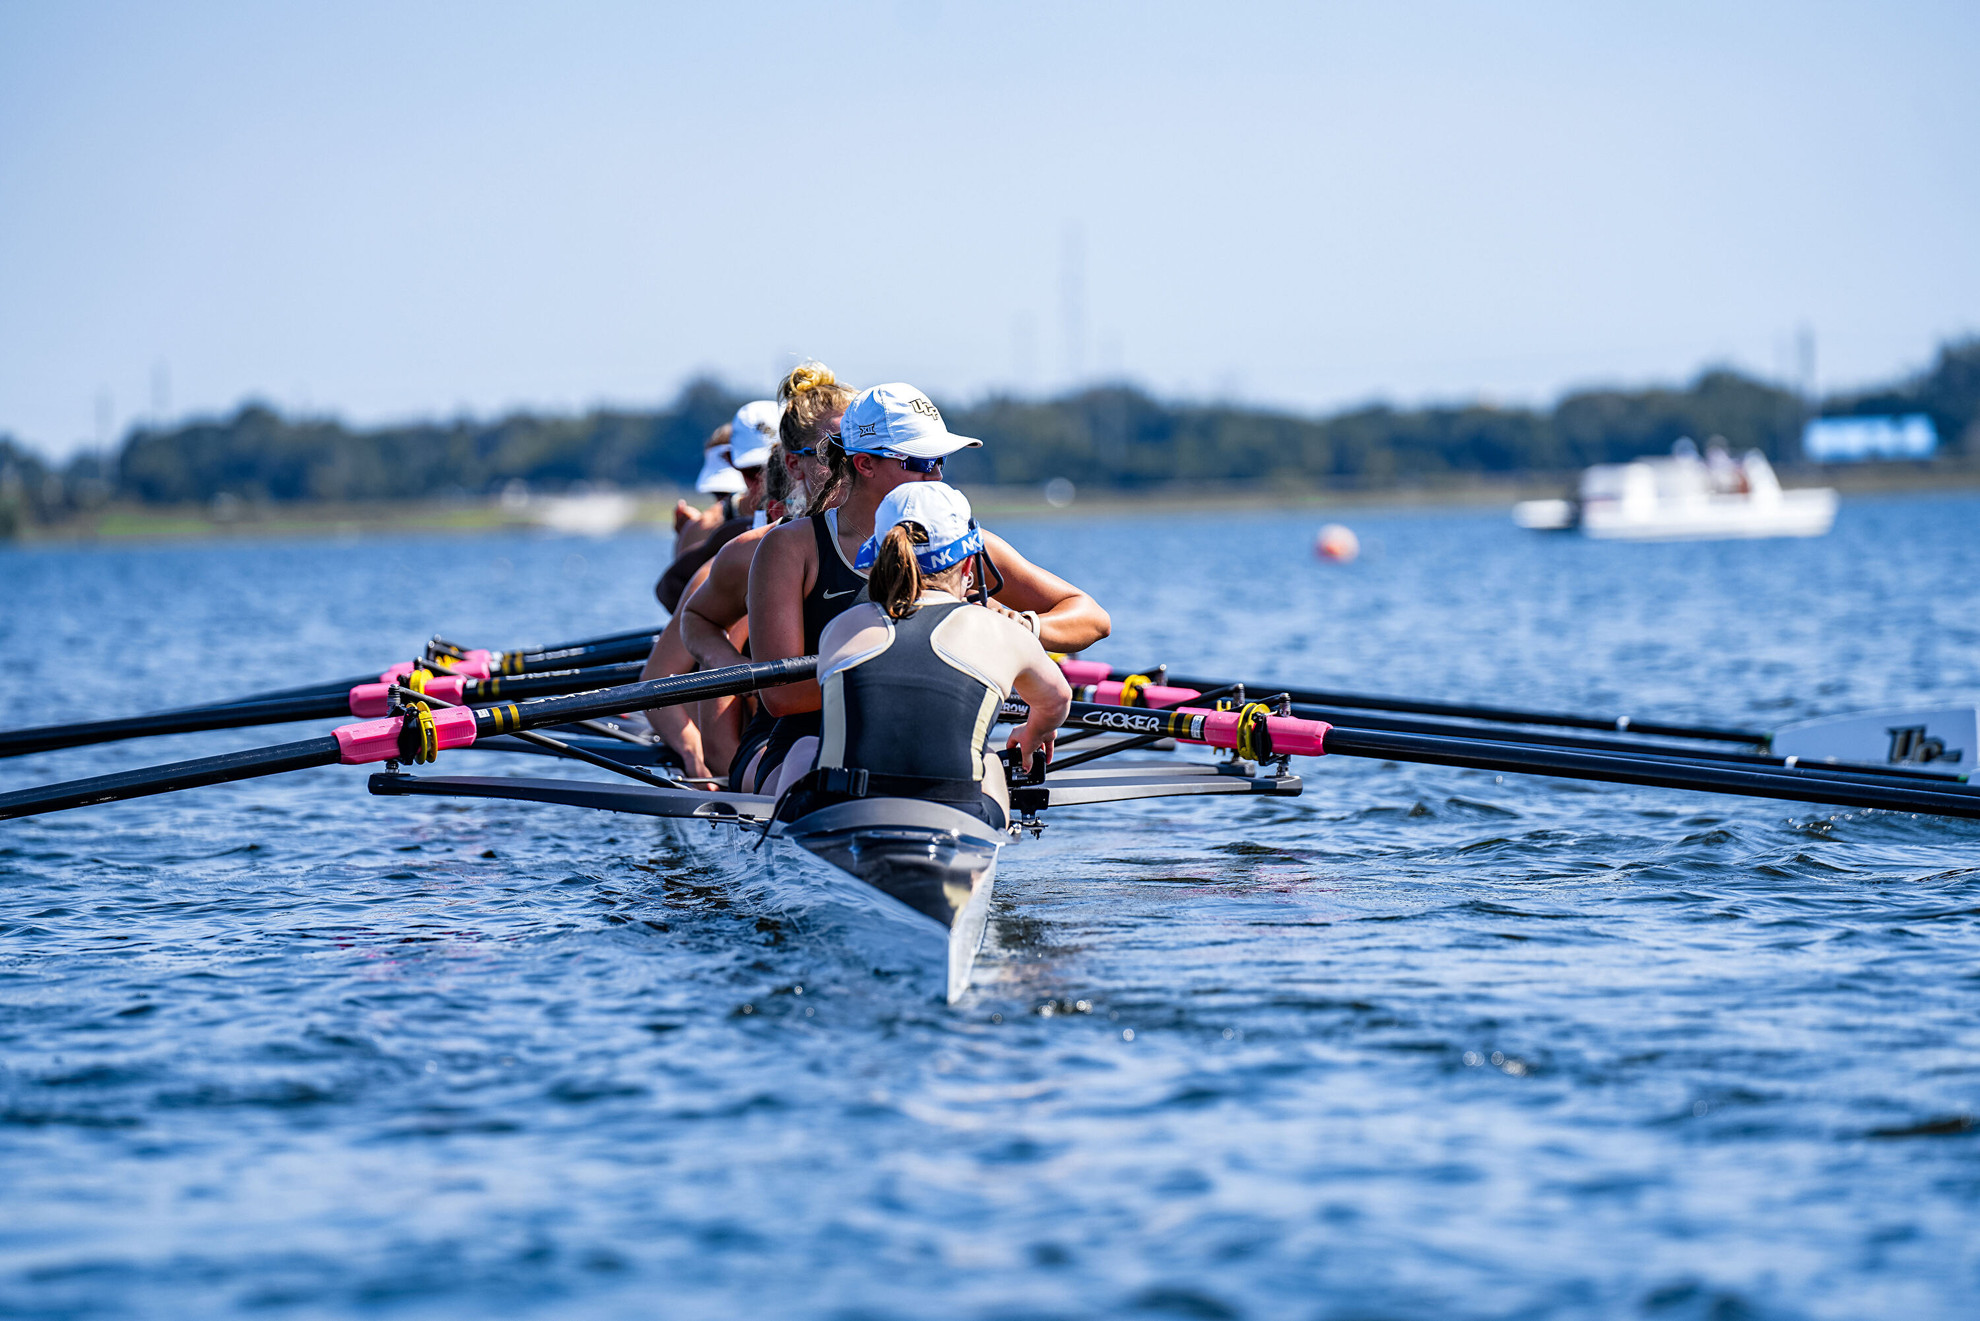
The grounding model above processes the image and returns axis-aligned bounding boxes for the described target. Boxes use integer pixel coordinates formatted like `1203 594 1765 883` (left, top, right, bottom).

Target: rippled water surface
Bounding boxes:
4 495 1979 1319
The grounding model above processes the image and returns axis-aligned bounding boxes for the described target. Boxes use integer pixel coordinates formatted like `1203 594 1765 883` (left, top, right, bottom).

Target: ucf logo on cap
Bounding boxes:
836 383 984 459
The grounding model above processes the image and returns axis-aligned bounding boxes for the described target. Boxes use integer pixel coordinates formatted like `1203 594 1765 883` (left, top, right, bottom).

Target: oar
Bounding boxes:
159 627 665 712
1126 693 1972 784
1068 666 1979 781
1063 661 1766 744
0 656 815 822
1006 699 1980 822
0 663 650 760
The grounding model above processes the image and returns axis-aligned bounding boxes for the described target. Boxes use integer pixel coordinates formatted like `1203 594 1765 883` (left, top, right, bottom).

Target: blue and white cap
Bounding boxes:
727 400 781 469
836 384 982 459
854 481 984 575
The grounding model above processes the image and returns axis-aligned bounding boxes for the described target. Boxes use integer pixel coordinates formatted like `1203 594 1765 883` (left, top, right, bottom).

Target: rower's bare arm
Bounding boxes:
1007 642 1073 773
980 530 1111 651
637 615 710 779
671 503 727 559
679 539 754 671
745 521 822 716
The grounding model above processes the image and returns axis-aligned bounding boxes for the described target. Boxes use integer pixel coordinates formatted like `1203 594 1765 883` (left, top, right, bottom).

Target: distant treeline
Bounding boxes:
4 339 1975 535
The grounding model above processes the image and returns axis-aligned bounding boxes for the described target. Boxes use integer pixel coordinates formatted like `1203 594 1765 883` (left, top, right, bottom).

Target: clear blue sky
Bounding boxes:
3 1 1975 457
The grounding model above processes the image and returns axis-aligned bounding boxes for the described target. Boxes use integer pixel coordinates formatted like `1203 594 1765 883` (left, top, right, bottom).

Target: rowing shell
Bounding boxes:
371 738 1301 1002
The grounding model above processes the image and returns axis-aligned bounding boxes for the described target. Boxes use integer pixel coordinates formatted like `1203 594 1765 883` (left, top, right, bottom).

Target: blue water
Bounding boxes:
3 495 1979 1319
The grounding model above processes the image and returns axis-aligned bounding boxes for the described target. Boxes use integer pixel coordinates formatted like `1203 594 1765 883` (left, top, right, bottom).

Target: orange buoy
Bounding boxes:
1314 523 1360 563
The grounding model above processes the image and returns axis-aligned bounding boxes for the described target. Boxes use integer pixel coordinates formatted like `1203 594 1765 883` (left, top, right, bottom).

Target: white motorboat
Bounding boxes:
1513 439 1837 541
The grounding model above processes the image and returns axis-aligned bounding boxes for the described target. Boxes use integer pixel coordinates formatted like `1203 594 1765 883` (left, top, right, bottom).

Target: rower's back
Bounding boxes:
811 592 1045 827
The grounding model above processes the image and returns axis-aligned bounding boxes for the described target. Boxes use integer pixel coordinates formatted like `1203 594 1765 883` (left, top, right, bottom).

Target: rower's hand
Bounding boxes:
1005 723 1057 775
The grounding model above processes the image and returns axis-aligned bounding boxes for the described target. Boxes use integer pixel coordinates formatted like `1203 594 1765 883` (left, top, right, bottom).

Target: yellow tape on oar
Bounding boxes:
1234 702 1273 762
483 703 523 733
407 702 440 763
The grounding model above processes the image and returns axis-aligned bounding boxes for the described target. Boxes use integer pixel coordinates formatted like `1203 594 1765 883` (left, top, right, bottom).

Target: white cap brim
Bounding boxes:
695 450 747 494
727 439 774 469
868 431 983 460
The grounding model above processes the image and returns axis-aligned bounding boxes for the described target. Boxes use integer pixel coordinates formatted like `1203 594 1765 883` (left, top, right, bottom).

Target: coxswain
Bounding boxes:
657 401 777 611
744 382 1109 798
775 481 1071 830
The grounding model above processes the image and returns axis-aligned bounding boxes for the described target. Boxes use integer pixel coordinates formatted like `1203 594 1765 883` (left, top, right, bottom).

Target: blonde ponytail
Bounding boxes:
869 524 928 620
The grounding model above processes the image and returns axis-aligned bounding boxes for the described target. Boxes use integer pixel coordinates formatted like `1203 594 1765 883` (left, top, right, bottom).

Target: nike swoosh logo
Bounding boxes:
822 588 859 599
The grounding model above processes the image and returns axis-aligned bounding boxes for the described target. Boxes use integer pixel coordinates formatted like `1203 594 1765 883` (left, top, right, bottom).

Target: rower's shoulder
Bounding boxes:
818 603 890 674
714 521 775 560
759 515 818 551
934 601 1048 657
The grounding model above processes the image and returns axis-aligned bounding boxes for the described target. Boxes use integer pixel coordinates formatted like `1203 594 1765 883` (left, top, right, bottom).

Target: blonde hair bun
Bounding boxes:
781 361 837 401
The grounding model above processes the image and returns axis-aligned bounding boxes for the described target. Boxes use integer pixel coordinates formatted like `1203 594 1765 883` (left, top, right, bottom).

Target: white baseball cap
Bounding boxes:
836 384 981 460
854 481 983 574
694 448 747 495
728 400 781 469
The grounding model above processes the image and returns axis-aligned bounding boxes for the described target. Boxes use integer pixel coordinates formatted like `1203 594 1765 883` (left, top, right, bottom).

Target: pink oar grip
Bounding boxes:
432 705 479 749
1083 680 1202 709
334 717 403 764
1059 659 1111 686
1187 707 1330 757
440 650 494 680
347 676 469 718
332 706 478 765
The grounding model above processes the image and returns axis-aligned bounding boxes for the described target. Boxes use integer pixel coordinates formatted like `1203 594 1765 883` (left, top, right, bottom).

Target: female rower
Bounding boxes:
658 400 778 611
744 382 1109 798
679 364 851 785
639 364 848 781
776 482 1071 828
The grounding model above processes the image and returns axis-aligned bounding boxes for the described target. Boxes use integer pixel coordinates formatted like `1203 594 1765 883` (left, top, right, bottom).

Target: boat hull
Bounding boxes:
776 797 1005 1004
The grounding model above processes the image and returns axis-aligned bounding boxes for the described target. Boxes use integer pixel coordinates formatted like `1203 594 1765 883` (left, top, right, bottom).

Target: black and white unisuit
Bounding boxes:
778 590 1051 828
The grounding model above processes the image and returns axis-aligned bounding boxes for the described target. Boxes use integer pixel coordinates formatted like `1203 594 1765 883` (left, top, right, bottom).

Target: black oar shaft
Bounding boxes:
169 628 662 710
0 737 343 821
1319 726 1980 821
0 693 355 759
511 635 657 674
1148 669 1766 745
470 656 816 736
1285 703 1968 786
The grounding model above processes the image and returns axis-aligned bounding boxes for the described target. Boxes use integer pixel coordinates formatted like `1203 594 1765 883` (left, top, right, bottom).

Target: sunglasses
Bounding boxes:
820 435 945 474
